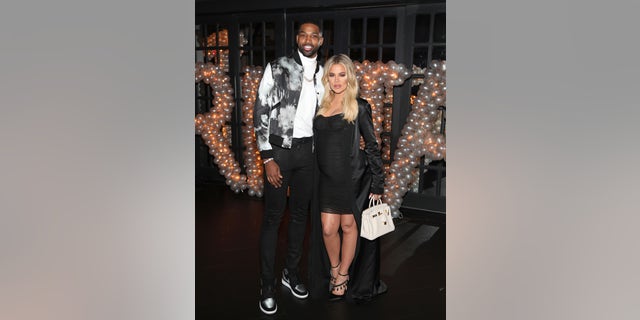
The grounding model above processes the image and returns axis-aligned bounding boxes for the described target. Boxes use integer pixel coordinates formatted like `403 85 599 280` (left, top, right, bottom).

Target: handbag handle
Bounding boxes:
368 198 383 208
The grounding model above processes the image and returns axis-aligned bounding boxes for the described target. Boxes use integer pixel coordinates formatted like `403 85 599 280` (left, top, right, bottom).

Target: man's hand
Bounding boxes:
265 160 283 188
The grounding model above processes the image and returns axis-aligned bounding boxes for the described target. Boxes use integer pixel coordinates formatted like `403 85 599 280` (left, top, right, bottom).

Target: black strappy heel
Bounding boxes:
329 272 349 301
329 262 340 290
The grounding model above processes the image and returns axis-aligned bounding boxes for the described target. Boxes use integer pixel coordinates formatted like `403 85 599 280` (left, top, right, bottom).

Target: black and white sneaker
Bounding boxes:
259 283 277 315
281 268 309 299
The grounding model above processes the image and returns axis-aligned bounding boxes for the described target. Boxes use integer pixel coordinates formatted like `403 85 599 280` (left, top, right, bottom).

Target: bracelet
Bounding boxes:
263 158 274 165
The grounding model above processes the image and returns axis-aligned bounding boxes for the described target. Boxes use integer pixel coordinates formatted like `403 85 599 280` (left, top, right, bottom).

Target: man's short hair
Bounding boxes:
295 20 323 36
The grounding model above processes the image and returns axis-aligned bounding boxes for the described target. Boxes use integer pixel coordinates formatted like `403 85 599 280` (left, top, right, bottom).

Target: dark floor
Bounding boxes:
196 182 445 320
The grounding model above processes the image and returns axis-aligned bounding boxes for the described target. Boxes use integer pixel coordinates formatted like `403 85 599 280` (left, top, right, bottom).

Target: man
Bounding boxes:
253 21 324 315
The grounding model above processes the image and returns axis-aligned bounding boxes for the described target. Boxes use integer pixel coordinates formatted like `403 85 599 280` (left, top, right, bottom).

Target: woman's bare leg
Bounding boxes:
321 212 342 283
334 214 357 295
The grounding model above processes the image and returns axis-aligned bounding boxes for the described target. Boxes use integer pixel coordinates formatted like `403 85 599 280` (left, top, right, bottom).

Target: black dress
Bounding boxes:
314 113 353 214
308 99 388 302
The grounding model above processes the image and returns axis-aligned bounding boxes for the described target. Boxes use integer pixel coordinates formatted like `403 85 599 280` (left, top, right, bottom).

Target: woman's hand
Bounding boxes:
368 193 382 201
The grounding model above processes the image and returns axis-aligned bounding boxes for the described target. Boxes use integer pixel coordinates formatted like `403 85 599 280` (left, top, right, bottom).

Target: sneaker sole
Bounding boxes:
258 302 277 315
281 278 309 299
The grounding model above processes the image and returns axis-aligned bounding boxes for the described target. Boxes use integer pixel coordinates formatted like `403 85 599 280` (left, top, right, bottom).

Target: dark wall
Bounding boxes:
196 0 443 15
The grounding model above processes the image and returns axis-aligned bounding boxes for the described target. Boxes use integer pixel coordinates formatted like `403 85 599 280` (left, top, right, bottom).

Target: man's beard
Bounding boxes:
298 45 318 58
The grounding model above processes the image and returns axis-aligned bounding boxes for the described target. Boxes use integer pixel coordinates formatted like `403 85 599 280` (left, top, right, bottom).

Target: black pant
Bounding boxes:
260 140 314 284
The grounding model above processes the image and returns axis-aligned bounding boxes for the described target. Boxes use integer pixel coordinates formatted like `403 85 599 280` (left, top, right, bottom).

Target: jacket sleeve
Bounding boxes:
253 63 275 159
358 100 385 194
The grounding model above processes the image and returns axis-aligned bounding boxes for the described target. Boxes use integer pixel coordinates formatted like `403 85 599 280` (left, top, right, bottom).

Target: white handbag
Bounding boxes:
360 198 395 240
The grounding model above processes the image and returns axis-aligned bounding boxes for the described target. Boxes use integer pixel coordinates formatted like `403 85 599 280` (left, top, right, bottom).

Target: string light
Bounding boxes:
195 57 447 219
239 65 265 197
195 62 247 193
354 59 412 186
384 60 446 218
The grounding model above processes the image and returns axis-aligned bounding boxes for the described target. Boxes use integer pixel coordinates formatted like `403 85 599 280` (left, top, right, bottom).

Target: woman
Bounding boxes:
308 54 387 302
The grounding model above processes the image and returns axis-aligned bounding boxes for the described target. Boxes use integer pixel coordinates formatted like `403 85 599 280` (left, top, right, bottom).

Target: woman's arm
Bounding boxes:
358 99 384 194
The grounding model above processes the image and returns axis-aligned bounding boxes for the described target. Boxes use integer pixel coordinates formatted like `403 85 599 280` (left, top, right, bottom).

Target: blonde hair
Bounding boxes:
318 54 359 123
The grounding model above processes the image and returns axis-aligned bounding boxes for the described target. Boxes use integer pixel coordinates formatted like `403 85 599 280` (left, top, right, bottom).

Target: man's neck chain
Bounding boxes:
303 74 314 82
